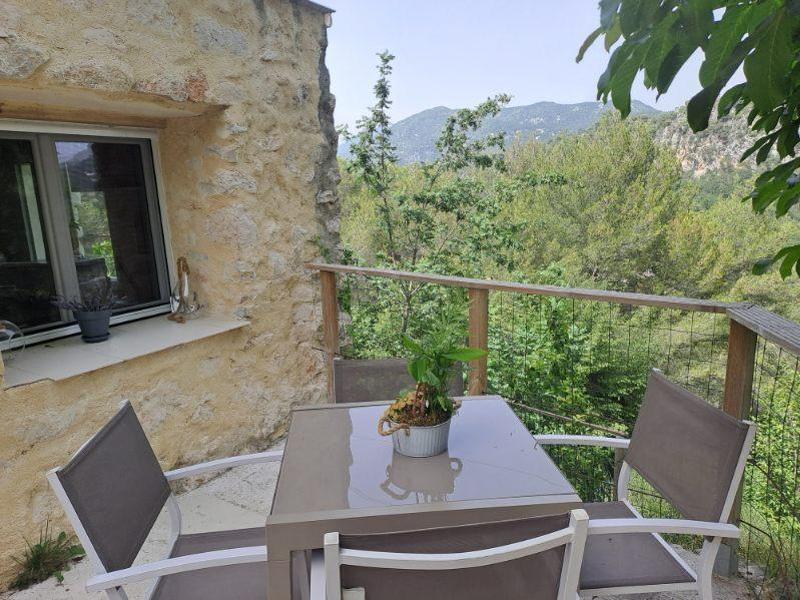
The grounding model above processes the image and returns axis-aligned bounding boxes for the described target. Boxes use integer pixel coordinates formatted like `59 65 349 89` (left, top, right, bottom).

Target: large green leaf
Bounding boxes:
597 44 630 100
776 122 800 158
401 334 424 355
752 108 782 134
577 26 604 62
600 0 621 29
408 357 429 383
618 1 644 36
679 0 714 48
643 15 679 85
777 245 800 279
743 8 794 112
687 81 725 132
443 347 487 361
604 19 622 51
752 257 775 275
610 45 645 116
755 157 800 185
740 132 775 162
688 37 751 131
656 43 693 94
699 4 753 86
775 186 800 217
717 82 747 117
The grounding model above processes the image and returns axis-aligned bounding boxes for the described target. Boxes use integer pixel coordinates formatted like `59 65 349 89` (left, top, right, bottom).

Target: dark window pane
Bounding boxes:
0 139 60 330
55 141 163 309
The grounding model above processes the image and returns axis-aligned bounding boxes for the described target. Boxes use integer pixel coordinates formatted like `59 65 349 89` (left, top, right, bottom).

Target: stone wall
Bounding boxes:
0 0 339 587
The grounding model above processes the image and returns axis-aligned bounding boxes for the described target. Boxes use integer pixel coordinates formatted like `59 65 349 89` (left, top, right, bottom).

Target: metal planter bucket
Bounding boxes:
390 418 451 458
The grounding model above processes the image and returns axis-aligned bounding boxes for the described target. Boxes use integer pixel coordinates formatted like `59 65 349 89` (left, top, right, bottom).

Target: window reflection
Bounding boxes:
56 141 162 308
0 139 60 330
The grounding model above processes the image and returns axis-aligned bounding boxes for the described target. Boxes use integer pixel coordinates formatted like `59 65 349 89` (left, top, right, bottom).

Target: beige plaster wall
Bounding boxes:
0 0 339 587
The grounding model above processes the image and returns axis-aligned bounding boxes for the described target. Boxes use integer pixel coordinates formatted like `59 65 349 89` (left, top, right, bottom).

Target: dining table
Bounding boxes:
264 395 582 600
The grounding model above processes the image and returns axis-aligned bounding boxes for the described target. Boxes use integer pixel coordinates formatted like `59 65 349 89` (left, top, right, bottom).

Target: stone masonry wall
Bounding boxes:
0 0 339 587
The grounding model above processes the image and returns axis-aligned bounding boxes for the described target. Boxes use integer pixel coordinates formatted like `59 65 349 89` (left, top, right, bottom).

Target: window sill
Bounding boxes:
2 315 249 389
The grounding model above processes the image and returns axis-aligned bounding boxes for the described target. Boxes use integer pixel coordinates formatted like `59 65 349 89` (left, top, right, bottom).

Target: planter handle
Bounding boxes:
378 416 410 437
378 399 461 438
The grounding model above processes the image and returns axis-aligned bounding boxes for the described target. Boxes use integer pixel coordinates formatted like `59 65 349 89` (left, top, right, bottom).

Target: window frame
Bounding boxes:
0 120 175 349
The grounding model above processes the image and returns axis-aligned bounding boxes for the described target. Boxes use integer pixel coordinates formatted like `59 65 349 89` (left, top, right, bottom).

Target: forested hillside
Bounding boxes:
340 112 800 322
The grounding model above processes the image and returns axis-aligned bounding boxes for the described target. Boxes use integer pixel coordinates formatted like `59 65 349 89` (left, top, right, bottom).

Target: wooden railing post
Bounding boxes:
468 288 489 395
723 319 758 419
717 317 758 576
320 270 339 402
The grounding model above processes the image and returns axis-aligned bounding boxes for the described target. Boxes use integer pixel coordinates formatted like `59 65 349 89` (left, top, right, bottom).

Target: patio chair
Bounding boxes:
333 357 464 404
46 401 283 600
535 369 756 599
310 509 589 600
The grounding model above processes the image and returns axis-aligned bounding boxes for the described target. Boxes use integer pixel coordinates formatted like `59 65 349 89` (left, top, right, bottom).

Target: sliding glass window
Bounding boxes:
0 131 169 338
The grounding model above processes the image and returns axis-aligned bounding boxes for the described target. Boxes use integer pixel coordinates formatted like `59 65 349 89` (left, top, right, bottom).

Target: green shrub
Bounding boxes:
11 521 85 590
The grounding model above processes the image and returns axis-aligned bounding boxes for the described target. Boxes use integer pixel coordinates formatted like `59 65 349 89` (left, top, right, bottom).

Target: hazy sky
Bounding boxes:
323 0 709 129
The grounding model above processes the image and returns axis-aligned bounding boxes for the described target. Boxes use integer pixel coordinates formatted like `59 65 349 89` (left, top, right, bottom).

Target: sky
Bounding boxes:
323 0 708 129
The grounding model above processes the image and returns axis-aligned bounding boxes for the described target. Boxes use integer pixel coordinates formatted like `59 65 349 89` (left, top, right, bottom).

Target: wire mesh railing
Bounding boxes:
485 290 729 504
739 340 800 598
315 263 800 597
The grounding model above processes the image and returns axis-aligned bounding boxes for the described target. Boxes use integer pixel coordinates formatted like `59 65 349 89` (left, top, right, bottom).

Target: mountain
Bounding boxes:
654 107 764 176
339 100 661 164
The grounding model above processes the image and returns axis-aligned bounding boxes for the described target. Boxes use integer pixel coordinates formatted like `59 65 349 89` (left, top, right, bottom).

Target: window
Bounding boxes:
0 128 170 344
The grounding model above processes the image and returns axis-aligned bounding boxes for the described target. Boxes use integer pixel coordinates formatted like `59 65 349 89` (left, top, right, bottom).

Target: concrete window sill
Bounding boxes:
1 315 249 389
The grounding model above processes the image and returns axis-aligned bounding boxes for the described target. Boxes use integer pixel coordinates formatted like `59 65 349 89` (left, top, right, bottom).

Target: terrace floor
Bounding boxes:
1 442 752 600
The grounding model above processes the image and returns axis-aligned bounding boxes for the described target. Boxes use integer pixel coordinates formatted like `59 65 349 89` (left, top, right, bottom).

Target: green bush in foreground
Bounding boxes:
11 521 85 590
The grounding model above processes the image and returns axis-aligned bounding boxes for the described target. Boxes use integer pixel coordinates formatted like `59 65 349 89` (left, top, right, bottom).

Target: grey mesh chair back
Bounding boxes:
625 370 751 522
323 511 588 600
334 358 464 404
53 402 170 572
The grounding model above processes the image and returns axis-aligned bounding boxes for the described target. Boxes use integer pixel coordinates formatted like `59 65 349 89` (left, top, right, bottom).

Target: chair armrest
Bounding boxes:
164 450 284 481
310 549 326 600
85 546 267 592
534 435 630 449
588 518 740 539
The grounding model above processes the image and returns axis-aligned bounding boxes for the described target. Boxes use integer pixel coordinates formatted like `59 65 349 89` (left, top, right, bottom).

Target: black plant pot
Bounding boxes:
75 310 112 343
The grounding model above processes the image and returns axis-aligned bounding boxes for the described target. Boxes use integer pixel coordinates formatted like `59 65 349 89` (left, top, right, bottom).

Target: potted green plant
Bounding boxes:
52 281 118 343
378 330 486 458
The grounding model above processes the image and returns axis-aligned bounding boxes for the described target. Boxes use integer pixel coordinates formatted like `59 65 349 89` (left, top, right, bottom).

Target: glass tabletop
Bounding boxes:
271 397 576 515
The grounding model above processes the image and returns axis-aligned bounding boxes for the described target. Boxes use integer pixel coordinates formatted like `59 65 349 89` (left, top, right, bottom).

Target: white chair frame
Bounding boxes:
47 431 283 600
535 422 756 600
310 509 589 600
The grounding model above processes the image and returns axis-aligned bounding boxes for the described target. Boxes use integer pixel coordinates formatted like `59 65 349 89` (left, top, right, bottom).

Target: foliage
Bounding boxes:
52 277 118 312
580 0 800 278
405 315 485 414
343 52 561 331
505 114 682 293
383 301 484 426
90 240 116 278
11 521 85 590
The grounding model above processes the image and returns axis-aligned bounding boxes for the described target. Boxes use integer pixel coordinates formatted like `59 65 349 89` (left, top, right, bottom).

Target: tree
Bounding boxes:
348 51 399 262
505 114 683 293
343 51 521 331
579 0 800 278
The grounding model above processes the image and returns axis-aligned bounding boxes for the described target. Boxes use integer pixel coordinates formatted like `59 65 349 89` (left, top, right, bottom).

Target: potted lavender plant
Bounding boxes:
53 281 118 343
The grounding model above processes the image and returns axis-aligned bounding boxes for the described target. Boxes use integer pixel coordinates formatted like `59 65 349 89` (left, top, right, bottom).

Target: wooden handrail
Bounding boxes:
306 263 734 313
728 304 800 356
